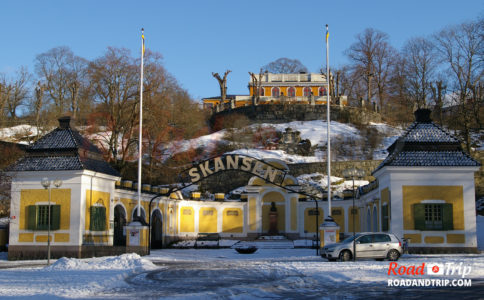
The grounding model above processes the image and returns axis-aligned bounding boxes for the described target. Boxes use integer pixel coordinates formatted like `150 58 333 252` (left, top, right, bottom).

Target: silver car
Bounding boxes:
321 232 403 261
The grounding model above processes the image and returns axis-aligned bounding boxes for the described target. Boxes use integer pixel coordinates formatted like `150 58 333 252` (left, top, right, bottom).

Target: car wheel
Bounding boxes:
339 250 352 262
387 249 400 261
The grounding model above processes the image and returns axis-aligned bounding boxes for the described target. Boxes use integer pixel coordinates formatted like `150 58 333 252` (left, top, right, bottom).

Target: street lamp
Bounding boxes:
41 178 62 265
342 167 365 262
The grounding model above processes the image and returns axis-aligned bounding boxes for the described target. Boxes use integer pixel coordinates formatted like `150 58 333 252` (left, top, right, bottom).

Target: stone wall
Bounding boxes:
210 104 381 127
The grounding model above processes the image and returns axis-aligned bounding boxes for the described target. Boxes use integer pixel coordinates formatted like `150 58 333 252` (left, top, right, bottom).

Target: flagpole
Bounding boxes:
326 24 332 217
137 28 145 218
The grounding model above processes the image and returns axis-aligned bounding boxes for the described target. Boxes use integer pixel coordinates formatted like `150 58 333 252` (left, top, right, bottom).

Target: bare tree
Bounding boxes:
262 58 308 73
434 17 483 152
346 28 395 112
1 67 31 120
88 47 139 172
402 37 438 109
212 70 231 106
35 46 88 118
249 69 263 105
430 80 447 125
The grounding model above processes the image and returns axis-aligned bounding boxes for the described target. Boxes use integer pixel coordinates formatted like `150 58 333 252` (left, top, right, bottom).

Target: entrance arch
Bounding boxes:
151 209 163 249
114 205 126 246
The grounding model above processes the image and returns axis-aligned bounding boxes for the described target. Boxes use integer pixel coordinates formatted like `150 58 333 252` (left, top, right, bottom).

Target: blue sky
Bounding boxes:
0 1 482 101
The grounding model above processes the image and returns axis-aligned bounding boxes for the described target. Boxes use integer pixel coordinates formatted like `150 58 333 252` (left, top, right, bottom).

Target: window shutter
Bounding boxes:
413 203 425 230
381 205 388 232
27 205 37 230
51 205 61 230
90 206 106 231
442 203 453 231
99 207 106 231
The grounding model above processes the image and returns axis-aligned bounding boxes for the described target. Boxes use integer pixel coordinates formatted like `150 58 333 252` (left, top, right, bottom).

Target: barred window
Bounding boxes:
203 210 214 216
27 205 60 231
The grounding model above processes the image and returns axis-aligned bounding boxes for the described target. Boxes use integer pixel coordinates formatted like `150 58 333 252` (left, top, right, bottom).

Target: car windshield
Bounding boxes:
341 235 358 243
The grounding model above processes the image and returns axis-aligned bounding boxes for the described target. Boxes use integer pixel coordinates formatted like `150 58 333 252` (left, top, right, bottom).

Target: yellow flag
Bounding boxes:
142 33 145 56
326 30 329 42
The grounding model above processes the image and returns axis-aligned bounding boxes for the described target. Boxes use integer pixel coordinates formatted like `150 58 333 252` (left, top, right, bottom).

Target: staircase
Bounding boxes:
252 235 294 249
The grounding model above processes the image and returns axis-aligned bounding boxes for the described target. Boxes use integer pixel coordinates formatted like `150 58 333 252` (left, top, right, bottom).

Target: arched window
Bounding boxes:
272 87 280 97
319 87 327 96
303 87 312 97
287 87 295 97
366 208 371 232
132 206 146 222
259 88 265 96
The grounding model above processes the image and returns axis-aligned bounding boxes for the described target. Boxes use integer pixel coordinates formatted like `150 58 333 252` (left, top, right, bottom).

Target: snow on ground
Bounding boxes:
0 124 41 144
0 120 404 163
0 218 482 299
0 249 482 299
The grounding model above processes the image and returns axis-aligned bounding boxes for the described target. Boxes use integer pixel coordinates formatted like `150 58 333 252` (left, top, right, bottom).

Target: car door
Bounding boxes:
355 234 373 258
372 234 391 257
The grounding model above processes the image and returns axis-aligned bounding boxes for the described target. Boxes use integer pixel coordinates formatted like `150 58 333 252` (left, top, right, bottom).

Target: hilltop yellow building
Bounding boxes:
203 72 347 110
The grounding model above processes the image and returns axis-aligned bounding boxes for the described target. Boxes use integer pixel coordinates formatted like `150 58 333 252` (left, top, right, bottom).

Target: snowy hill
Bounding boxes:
162 120 403 163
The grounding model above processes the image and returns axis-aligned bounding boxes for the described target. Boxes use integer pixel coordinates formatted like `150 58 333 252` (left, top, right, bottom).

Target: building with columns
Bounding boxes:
6 109 480 259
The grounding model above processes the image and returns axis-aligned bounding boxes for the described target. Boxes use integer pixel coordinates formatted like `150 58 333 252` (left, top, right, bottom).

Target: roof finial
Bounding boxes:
414 109 432 123
58 116 71 129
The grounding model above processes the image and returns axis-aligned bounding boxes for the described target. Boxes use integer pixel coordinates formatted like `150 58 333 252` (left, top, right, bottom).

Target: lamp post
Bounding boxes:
41 178 62 265
342 168 364 262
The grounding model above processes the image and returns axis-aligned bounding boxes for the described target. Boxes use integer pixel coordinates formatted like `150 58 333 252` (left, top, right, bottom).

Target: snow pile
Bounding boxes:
297 173 369 195
45 253 156 271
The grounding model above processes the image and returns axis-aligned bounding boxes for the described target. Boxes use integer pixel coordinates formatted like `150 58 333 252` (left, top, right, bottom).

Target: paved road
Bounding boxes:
96 260 484 299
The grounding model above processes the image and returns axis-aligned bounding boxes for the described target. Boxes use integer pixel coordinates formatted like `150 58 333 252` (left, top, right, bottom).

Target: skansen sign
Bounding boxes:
185 155 288 185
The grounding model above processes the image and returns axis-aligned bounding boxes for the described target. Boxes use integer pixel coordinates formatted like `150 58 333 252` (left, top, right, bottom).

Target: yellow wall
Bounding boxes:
85 190 110 231
447 234 465 244
304 207 324 233
262 191 285 203
222 208 243 233
425 236 444 244
18 233 34 242
180 206 194 232
404 233 422 244
402 186 464 230
199 207 217 233
20 189 71 230
262 204 285 232
331 207 345 233
347 206 360 233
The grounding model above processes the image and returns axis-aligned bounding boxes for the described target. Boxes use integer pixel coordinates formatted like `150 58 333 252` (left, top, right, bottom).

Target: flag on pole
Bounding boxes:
326 28 329 42
142 30 145 56
137 28 145 218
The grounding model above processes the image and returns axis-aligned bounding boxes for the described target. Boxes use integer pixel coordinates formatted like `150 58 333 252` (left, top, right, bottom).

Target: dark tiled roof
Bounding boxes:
30 128 102 154
374 109 480 173
80 157 120 177
380 151 479 167
401 123 459 143
8 156 83 171
8 117 120 177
